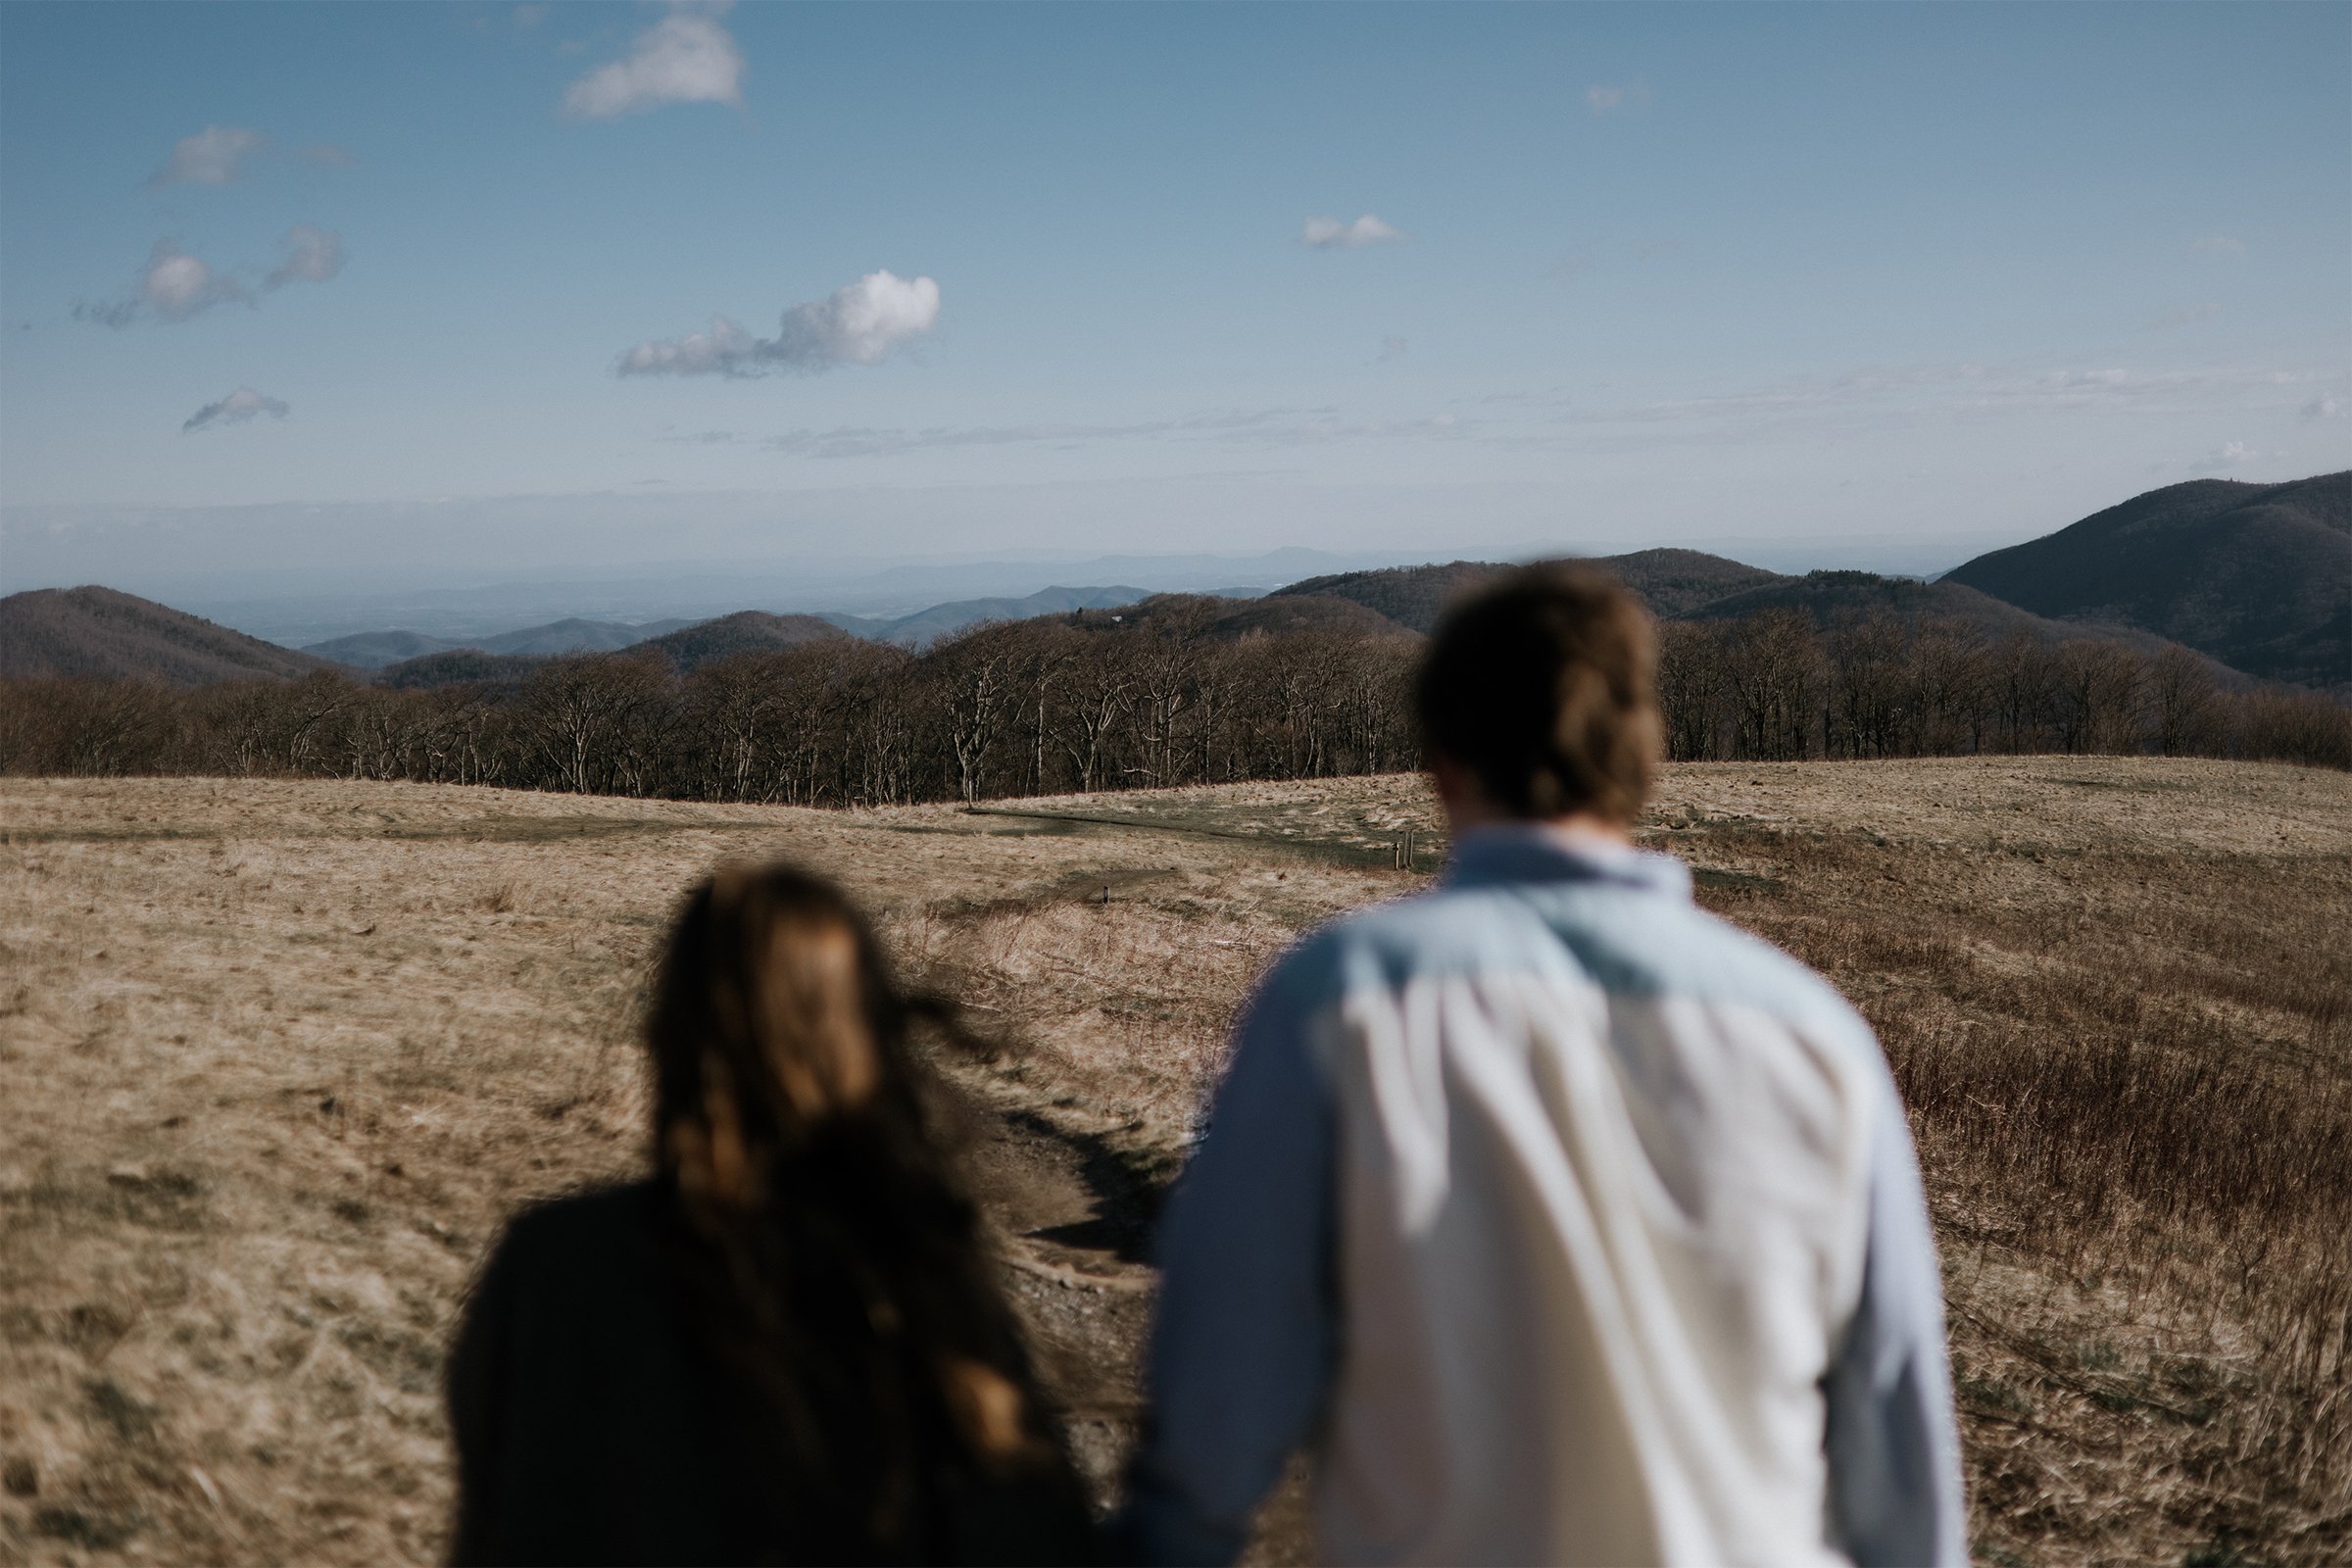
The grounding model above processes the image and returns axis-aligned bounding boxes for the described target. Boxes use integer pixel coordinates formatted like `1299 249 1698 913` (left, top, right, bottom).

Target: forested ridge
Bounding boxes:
5 587 2345 798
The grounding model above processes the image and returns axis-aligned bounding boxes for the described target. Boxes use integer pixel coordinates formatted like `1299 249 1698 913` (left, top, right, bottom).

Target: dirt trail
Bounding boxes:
946 1070 1313 1564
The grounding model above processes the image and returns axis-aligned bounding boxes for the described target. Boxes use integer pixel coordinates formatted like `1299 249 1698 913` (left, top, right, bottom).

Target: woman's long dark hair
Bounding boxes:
646 864 1064 1560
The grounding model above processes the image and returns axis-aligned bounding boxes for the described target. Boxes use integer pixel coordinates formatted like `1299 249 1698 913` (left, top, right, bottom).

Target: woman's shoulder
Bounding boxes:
478 1180 667 1289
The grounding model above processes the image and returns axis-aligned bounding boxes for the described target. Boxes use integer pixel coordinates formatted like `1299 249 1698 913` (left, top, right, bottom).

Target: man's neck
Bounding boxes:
1443 808 1632 847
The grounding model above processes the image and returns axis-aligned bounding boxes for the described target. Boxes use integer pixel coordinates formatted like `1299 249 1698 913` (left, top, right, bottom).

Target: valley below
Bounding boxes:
1 759 2347 1565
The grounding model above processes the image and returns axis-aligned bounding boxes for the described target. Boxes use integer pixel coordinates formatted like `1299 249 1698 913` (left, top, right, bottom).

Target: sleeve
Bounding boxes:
1118 962 1340 1567
1823 1073 1968 1568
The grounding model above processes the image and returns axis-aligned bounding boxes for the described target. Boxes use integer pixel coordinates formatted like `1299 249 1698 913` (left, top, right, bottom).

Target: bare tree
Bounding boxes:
1723 611 1821 760
1655 621 1727 761
2051 640 2144 755
2146 645 2224 758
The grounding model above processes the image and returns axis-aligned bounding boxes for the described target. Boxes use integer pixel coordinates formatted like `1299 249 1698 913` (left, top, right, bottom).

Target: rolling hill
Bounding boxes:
1596 548 1788 616
1944 472 2350 689
631 611 849 671
306 615 702 669
1271 562 1501 633
832 585 1169 648
0 586 333 685
301 629 462 669
1274 550 1787 631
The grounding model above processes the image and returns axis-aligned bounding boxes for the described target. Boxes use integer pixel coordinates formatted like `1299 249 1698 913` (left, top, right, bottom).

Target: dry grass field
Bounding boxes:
1 758 2346 1566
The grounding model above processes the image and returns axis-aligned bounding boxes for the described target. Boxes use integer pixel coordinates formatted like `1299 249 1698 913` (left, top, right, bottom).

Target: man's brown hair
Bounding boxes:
1415 564 1662 825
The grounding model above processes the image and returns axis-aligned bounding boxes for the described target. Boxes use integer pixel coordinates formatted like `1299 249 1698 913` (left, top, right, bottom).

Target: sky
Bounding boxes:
2 1 2347 612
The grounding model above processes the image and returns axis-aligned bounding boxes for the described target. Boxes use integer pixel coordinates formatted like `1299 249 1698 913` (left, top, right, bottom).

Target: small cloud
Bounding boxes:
2302 397 2340 420
300 143 357 169
563 9 744 119
1376 335 1407 364
1301 214 1406 249
2147 301 2222 330
2188 440 2261 472
146 125 266 190
76 238 250 326
513 3 551 28
265 224 346 290
1586 80 1651 114
617 270 942 377
182 387 289 434
2190 235 2246 255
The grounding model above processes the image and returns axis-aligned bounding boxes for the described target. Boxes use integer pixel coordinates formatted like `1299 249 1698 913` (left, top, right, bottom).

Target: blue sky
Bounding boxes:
2 1 2347 600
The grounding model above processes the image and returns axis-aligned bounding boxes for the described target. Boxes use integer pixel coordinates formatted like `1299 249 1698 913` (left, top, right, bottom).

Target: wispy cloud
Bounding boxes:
299 143 357 169
2302 397 2340 420
617 270 941 377
182 387 289 434
76 227 344 327
2188 440 2262 472
1586 80 1652 114
145 125 266 190
1301 214 1406 249
75 239 250 326
265 224 346 290
564 7 744 119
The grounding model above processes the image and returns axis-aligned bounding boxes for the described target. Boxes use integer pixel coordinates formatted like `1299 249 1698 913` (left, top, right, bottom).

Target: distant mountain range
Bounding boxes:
303 615 703 669
4 472 2342 693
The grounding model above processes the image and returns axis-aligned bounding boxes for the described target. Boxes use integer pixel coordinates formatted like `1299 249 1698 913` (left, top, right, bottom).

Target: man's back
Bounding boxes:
1127 827 1962 1566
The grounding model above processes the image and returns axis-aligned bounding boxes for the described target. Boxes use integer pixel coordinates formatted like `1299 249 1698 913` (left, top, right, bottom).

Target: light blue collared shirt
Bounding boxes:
1122 825 1965 1566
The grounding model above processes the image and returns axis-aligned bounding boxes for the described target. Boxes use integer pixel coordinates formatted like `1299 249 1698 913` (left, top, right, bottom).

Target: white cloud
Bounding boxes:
619 315 757 376
75 239 250 326
563 9 744 119
146 125 265 190
1301 214 1406 249
2190 235 2247 255
2302 397 2341 420
182 387 289 434
618 270 941 377
300 143 357 169
266 224 346 290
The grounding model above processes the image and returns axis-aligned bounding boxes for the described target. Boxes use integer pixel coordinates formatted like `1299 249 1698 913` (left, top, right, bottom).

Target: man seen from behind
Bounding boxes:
1124 564 1965 1566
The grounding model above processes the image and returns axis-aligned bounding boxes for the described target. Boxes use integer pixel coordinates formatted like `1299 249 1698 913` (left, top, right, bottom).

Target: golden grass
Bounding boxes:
1 759 2345 1565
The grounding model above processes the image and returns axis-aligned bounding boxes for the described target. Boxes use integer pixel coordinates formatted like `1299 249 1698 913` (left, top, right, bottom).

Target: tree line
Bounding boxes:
3 602 2345 801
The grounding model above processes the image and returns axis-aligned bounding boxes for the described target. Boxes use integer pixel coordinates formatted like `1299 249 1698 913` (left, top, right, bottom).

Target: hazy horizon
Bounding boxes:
3 3 2347 610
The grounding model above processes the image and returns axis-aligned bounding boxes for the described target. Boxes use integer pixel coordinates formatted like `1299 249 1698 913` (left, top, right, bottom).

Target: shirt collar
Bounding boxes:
1444 821 1692 898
